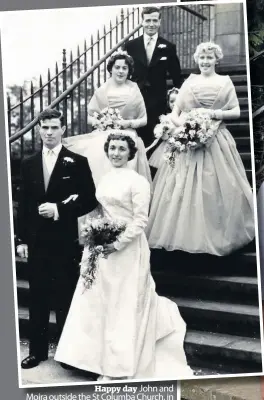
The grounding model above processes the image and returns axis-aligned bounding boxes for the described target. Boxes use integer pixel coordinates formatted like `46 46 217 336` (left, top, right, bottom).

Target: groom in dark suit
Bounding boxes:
123 6 182 148
16 109 97 369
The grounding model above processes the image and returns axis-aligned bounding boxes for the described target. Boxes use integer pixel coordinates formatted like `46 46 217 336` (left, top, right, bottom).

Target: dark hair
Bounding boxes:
107 53 134 78
37 109 65 127
104 133 138 161
141 6 161 19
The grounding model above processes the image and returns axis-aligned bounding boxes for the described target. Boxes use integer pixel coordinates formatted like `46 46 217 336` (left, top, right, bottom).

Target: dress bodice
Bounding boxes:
107 86 132 110
176 74 239 112
190 83 223 108
96 168 149 224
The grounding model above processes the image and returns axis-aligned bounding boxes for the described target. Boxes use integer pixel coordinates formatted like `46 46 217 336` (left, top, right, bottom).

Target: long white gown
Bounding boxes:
55 168 193 379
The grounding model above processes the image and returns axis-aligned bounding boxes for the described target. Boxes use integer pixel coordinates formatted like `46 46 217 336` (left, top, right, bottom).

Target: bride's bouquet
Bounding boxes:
80 217 126 290
164 108 219 167
92 107 123 131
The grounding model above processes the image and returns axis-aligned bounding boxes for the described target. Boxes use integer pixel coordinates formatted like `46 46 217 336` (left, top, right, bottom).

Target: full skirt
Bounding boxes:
146 126 255 256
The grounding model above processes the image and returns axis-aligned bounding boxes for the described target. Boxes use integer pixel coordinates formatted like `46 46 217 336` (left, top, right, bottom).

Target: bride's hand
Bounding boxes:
103 243 116 258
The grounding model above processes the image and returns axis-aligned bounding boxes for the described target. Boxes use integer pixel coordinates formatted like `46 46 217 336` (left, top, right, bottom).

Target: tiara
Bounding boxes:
109 49 133 62
107 130 136 143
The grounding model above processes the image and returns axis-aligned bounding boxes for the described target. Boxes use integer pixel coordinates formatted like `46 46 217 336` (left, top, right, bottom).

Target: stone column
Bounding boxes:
213 3 245 65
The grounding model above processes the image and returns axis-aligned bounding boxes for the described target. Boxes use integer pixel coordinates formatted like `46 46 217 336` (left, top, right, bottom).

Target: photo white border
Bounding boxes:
1 0 263 389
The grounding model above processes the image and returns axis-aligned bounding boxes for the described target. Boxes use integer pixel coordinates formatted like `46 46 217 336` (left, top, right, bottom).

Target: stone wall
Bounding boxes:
213 3 246 64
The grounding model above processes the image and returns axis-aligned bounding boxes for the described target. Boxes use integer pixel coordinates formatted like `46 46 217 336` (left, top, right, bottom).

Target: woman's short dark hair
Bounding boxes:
104 133 138 161
107 51 134 78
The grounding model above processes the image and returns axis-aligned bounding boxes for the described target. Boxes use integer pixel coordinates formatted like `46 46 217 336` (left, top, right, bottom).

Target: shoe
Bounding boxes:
21 355 47 369
60 362 75 370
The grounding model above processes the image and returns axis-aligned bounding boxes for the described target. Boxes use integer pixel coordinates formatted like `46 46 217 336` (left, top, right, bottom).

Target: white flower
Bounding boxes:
63 157 74 164
158 44 167 48
154 124 164 139
159 114 169 123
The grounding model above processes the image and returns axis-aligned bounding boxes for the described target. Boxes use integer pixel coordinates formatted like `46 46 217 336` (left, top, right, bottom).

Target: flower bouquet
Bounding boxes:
164 109 220 167
153 114 176 141
92 107 123 131
80 217 126 290
146 114 175 153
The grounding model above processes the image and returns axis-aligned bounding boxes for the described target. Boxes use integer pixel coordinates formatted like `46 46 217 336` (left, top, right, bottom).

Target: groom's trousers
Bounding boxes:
28 253 79 359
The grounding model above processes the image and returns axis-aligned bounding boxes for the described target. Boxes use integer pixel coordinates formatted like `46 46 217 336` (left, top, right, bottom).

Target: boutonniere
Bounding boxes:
158 44 167 49
63 156 75 165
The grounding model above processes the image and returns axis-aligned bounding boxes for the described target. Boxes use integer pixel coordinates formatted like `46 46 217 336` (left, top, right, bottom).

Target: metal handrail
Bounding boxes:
9 8 138 112
9 4 209 145
9 23 142 143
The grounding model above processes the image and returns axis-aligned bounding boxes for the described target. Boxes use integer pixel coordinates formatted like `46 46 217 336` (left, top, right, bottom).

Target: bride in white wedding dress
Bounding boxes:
54 133 193 381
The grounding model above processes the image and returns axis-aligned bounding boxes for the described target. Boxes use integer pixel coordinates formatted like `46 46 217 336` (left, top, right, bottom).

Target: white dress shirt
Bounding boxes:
42 143 62 220
144 33 158 64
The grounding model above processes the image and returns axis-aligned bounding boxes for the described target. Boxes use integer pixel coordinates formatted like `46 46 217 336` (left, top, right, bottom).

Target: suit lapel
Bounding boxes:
46 146 67 195
33 152 45 198
136 36 148 66
149 36 163 68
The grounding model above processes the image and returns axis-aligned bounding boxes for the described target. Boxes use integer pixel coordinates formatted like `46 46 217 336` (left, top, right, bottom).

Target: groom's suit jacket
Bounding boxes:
124 35 181 146
17 145 97 261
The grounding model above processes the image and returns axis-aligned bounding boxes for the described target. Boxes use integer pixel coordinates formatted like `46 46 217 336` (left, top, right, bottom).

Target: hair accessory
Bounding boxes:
109 49 133 62
168 87 179 97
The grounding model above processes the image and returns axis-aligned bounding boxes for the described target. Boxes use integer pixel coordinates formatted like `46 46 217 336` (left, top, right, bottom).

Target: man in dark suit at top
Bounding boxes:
123 6 182 148
16 109 97 369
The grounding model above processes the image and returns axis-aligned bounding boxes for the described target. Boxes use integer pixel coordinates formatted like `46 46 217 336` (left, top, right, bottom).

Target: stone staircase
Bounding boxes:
14 64 261 376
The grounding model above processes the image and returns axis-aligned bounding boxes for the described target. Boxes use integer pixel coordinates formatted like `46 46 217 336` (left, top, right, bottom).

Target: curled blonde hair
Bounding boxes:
193 42 224 63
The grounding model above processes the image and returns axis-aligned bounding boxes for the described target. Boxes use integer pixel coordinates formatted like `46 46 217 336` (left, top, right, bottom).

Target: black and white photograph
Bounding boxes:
0 0 263 388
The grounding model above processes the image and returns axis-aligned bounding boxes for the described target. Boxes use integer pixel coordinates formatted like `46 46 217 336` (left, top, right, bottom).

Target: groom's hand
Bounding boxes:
38 202 57 219
17 244 28 259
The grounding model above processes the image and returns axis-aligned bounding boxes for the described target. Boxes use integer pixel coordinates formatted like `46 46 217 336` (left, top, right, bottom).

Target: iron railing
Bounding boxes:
8 5 210 162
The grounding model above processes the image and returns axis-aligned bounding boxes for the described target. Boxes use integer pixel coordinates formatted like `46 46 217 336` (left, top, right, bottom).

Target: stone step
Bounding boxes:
235 136 251 152
239 110 249 120
240 152 253 169
229 74 247 84
182 64 247 76
18 307 262 374
150 248 257 277
239 97 249 108
235 85 248 95
184 330 262 373
227 121 249 136
171 297 261 338
153 273 259 305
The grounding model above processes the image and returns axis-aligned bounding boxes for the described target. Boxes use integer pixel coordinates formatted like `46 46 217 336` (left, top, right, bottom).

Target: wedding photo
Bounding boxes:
0 0 263 388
